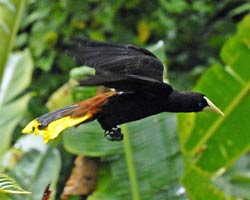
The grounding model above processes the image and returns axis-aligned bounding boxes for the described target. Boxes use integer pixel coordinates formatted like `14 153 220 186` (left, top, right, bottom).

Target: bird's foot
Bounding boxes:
104 127 124 141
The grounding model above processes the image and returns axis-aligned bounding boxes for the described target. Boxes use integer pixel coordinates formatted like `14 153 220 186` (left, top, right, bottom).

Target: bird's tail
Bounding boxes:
22 91 117 143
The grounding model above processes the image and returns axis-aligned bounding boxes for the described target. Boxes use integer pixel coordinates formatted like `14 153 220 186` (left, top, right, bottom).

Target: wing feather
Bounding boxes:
65 38 164 82
80 72 173 96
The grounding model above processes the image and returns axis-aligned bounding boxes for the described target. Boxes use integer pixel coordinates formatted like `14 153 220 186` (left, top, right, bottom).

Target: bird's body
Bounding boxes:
22 38 223 142
98 91 167 129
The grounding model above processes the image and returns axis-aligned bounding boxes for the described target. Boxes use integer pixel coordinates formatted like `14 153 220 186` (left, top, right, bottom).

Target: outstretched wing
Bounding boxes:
65 38 164 82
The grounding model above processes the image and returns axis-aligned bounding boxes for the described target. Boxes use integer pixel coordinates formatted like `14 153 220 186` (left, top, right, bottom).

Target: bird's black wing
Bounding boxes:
80 72 173 97
64 38 172 95
65 38 164 82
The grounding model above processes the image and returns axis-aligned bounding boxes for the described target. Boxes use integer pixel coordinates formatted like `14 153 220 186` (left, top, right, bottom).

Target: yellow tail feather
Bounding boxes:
22 113 93 143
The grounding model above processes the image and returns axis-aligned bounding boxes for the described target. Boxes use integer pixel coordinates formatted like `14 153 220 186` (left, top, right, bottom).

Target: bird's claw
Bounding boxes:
104 127 123 141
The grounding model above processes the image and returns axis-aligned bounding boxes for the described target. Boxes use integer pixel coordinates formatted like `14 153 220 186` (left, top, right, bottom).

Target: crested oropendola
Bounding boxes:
22 38 224 142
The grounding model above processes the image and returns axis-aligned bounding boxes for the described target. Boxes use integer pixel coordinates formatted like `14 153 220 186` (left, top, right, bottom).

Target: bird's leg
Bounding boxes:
104 126 124 141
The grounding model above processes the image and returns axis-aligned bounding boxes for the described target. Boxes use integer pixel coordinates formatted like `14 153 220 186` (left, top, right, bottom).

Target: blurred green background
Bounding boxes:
1 0 250 199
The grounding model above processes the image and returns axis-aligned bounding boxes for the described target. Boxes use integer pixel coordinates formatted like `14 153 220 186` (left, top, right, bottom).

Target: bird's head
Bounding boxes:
167 91 224 115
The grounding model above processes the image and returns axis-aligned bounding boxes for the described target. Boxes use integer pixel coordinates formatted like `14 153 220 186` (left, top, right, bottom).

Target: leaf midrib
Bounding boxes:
192 80 250 154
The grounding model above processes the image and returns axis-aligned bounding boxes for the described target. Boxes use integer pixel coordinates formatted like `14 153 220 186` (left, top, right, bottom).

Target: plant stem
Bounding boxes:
122 124 140 200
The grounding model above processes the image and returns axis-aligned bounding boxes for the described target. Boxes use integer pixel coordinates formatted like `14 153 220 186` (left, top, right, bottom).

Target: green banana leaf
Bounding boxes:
64 113 186 200
0 0 38 197
0 50 33 161
180 15 250 199
0 0 26 76
0 0 31 160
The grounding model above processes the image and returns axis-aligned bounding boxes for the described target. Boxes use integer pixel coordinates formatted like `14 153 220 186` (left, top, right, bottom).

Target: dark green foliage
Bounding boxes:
1 1 250 199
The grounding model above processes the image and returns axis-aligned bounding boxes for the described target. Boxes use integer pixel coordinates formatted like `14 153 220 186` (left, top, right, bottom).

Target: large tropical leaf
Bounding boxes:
179 15 250 199
64 113 186 200
0 0 32 162
0 49 33 160
0 49 33 105
64 121 123 157
0 0 26 77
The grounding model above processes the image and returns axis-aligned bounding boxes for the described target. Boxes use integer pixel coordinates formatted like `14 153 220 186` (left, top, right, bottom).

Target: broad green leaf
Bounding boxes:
180 63 250 172
0 94 30 162
0 174 30 194
0 50 33 161
179 15 250 171
0 49 33 106
0 0 26 77
179 15 250 199
65 113 186 200
64 122 123 157
8 136 61 200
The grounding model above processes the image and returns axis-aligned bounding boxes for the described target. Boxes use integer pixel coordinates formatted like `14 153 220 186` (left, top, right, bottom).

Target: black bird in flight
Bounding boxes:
22 38 224 143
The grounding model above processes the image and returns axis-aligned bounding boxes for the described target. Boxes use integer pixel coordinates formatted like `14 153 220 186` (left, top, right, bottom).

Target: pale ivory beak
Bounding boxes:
203 96 224 116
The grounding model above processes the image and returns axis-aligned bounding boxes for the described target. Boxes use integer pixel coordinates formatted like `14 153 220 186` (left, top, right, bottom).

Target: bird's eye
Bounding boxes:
198 102 203 107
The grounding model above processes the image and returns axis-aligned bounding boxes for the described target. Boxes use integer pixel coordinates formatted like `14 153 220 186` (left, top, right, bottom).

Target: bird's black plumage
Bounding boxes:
22 38 223 142
63 38 223 140
66 37 162 81
65 38 171 93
